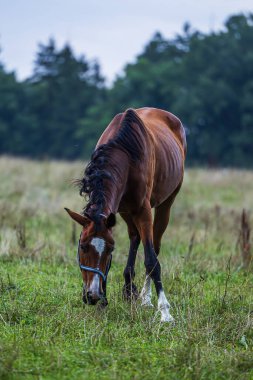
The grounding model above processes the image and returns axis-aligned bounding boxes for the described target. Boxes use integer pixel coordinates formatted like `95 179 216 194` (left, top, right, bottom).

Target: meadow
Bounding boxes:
0 156 252 380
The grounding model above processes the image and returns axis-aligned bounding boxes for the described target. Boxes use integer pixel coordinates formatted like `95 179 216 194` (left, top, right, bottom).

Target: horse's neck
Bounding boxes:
102 150 130 215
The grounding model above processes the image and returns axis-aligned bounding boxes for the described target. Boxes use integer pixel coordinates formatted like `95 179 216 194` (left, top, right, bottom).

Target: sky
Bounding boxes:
0 0 252 84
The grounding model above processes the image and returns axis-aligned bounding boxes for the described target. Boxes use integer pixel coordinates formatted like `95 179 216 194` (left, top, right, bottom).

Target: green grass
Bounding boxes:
0 157 252 380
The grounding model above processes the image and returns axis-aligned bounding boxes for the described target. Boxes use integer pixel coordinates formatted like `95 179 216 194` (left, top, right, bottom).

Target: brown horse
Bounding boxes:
65 107 186 322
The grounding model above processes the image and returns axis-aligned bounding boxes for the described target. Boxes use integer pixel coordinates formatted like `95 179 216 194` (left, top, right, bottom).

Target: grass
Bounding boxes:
0 156 252 380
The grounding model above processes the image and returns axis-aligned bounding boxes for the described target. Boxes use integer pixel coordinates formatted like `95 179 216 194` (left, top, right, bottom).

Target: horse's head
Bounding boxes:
65 208 115 305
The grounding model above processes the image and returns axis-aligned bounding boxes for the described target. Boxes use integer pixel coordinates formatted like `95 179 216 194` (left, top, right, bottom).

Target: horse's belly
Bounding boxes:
151 141 184 207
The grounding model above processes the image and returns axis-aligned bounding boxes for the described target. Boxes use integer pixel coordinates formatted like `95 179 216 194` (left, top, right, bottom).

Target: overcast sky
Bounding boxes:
0 0 252 83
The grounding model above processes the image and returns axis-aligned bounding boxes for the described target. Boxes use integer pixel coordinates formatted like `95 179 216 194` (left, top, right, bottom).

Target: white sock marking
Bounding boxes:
140 275 153 307
158 290 174 323
90 238 105 256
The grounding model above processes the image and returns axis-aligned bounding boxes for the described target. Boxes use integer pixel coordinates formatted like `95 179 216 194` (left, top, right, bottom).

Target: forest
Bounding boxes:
0 13 252 166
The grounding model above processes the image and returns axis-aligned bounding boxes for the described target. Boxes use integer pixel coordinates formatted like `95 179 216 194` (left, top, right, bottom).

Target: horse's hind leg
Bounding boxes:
153 185 181 255
156 186 182 321
120 213 140 300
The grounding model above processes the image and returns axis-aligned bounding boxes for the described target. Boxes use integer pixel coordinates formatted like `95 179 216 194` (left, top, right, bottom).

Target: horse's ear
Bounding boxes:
106 213 116 229
64 208 90 227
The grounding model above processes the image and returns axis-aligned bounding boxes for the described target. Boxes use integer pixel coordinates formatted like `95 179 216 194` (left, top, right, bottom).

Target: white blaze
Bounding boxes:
89 238 106 294
90 238 105 256
90 273 100 293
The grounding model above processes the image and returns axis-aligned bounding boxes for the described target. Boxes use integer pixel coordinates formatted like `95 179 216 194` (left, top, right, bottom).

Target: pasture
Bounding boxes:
0 156 252 380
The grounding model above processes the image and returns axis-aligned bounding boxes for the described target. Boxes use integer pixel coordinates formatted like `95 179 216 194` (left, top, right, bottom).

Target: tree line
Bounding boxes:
0 13 252 166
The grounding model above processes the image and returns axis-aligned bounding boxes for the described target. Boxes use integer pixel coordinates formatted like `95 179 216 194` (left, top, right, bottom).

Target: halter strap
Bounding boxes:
79 257 111 283
77 234 112 284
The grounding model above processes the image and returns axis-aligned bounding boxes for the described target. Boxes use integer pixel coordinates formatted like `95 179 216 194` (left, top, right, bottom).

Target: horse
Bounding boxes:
65 107 186 322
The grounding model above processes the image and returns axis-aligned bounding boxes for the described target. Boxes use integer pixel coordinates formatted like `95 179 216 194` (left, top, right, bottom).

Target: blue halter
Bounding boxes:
77 235 112 284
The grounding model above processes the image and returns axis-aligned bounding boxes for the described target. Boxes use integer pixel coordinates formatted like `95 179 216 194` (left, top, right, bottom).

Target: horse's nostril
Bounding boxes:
86 291 92 299
90 292 100 300
86 290 102 305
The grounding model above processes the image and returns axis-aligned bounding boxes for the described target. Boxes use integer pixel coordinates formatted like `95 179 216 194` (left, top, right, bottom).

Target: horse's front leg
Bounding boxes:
143 240 174 322
134 205 174 323
140 273 153 307
121 214 140 300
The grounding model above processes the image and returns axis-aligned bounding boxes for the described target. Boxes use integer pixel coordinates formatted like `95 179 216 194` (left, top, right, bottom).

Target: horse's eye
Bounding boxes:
80 244 88 253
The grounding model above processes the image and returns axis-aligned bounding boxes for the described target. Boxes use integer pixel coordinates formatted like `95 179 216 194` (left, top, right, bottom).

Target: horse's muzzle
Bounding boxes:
86 291 102 305
82 285 107 306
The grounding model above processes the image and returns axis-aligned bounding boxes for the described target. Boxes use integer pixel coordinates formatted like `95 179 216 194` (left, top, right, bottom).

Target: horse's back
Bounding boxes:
97 107 186 207
97 107 186 155
135 107 186 157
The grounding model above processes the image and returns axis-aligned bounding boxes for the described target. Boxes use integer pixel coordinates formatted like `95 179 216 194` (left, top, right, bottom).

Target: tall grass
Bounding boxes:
0 157 252 380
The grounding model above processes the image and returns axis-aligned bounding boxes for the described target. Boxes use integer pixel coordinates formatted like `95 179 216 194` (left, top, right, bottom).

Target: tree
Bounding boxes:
1 14 253 166
27 39 105 158
106 13 253 167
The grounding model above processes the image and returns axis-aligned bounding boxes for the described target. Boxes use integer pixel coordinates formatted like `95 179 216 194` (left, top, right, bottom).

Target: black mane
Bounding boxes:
78 109 146 219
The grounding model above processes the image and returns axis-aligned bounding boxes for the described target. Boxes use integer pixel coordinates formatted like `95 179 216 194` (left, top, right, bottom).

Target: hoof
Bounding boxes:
141 299 154 308
161 313 174 323
122 283 139 301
